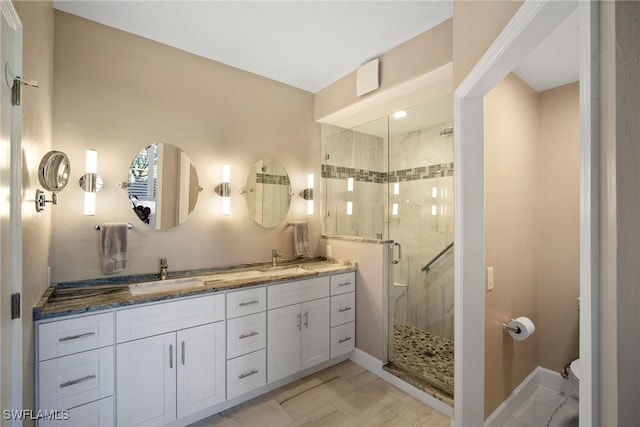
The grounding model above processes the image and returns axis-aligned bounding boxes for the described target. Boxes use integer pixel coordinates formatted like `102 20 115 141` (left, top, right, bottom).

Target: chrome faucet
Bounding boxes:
160 258 168 280
271 249 281 267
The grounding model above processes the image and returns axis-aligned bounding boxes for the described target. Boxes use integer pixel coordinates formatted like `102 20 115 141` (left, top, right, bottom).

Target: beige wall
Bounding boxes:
537 82 580 372
452 0 523 87
13 0 55 417
314 18 452 121
51 12 321 282
484 73 540 416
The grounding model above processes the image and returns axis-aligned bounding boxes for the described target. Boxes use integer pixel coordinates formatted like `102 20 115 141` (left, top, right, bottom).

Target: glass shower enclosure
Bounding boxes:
323 97 455 402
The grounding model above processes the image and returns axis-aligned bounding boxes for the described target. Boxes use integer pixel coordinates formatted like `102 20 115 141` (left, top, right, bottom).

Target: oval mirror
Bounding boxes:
38 151 70 192
126 143 201 230
244 158 291 228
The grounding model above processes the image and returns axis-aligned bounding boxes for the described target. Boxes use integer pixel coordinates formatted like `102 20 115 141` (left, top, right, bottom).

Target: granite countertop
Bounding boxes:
34 258 357 321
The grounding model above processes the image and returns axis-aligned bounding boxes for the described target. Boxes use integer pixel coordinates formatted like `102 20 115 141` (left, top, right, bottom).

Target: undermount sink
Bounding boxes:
256 265 312 275
129 277 204 295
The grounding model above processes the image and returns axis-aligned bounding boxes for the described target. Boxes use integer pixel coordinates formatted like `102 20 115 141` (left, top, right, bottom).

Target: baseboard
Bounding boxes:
349 348 454 418
484 365 575 427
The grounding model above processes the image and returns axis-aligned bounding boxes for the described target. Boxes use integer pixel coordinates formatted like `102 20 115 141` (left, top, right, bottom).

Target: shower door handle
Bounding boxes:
391 241 401 264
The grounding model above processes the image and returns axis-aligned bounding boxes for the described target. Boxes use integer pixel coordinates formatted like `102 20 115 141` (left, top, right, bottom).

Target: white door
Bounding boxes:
176 322 226 419
116 333 176 426
300 298 330 370
0 0 22 419
267 304 301 383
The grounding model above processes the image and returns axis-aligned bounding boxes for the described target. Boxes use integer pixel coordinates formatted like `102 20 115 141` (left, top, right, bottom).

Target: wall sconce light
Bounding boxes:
215 163 231 215
300 173 314 215
79 149 103 216
346 201 353 216
347 177 354 192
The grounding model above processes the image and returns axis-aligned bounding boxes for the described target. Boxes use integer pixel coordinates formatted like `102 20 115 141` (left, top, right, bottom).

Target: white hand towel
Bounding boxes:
100 223 128 275
293 221 311 257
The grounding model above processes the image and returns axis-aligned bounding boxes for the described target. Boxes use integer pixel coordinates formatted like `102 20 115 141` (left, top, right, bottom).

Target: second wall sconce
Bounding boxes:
215 163 231 216
79 149 103 216
300 173 314 215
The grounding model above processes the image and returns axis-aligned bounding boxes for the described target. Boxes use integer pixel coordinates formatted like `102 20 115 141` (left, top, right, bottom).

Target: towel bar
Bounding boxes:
95 223 134 230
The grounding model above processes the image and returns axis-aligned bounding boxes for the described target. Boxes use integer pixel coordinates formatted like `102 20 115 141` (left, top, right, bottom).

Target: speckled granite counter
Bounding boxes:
33 258 356 321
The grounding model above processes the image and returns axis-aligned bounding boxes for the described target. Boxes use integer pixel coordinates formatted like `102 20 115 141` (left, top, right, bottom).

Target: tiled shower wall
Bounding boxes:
323 122 455 340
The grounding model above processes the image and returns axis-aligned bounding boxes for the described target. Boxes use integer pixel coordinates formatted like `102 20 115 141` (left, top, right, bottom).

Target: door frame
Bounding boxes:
453 1 599 425
0 0 22 420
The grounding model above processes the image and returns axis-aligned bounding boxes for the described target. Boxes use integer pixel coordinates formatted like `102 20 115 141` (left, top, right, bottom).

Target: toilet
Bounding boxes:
568 358 580 398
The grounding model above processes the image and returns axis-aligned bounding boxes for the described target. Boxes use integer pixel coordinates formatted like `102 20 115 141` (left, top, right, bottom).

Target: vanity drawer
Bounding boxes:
330 272 355 295
39 397 114 427
226 350 266 399
227 287 266 319
116 294 225 343
39 347 114 412
330 322 355 358
227 312 266 359
330 292 355 327
267 276 329 309
39 312 114 361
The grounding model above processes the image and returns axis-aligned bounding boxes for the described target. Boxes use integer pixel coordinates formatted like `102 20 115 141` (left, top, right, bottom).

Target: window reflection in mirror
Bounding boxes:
127 143 200 230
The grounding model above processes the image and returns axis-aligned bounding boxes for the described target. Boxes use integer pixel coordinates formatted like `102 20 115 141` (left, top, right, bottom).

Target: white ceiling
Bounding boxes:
52 0 454 94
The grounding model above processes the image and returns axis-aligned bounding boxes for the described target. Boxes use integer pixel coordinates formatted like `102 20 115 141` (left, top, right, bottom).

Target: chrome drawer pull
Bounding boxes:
58 331 95 342
238 369 258 379
181 341 185 365
338 281 352 287
239 300 259 307
338 337 352 344
169 344 173 369
60 374 96 389
338 307 352 312
239 331 259 340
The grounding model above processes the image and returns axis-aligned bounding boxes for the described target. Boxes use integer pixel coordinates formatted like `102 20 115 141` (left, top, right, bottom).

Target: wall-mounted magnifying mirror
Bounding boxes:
243 158 291 228
126 143 201 230
38 150 70 192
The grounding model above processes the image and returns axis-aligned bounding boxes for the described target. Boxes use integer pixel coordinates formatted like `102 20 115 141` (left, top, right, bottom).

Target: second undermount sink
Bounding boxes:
129 277 204 295
256 265 312 275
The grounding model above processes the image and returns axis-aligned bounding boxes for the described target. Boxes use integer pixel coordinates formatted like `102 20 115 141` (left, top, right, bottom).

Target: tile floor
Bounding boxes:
188 360 451 427
503 385 578 427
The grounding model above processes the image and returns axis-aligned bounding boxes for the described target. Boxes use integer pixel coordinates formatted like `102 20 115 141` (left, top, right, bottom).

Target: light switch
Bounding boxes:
487 267 494 291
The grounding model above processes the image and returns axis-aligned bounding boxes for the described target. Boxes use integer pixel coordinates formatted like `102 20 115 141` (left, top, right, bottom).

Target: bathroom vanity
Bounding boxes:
33 259 356 427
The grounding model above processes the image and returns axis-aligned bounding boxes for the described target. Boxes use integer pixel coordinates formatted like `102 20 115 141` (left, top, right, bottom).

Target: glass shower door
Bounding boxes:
385 98 455 401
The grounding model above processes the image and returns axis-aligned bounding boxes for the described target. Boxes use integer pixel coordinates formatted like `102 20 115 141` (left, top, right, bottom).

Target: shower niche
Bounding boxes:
322 96 455 404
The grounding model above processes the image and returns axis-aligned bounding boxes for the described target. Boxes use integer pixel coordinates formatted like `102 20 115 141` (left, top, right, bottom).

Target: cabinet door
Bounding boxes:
176 322 226 419
116 333 176 427
267 304 301 383
300 298 330 370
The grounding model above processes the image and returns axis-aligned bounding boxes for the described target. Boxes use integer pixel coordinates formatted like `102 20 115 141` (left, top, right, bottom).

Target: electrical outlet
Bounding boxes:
487 266 494 291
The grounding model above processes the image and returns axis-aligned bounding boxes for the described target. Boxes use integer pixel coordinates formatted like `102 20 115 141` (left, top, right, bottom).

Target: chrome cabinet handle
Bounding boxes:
303 312 309 329
339 337 352 344
239 331 259 340
338 307 352 312
239 300 259 307
169 344 173 369
238 369 258 379
58 331 95 342
338 281 352 287
391 241 401 264
181 341 185 365
60 374 96 388
296 313 301 331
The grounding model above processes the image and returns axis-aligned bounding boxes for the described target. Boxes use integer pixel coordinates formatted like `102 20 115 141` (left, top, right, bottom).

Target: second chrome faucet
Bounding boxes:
271 249 281 267
160 258 168 280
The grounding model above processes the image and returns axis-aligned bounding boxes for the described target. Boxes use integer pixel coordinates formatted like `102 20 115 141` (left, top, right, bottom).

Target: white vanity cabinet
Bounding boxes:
37 312 115 427
267 277 331 383
116 294 226 426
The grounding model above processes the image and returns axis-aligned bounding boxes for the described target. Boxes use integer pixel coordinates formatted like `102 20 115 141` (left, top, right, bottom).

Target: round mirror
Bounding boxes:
38 151 70 192
244 158 291 228
126 143 201 230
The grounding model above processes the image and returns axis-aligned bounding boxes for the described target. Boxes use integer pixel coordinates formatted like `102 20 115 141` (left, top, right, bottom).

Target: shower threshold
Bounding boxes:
383 324 454 406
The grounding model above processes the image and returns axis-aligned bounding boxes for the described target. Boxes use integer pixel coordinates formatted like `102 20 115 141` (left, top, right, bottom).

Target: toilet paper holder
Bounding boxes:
502 321 521 334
